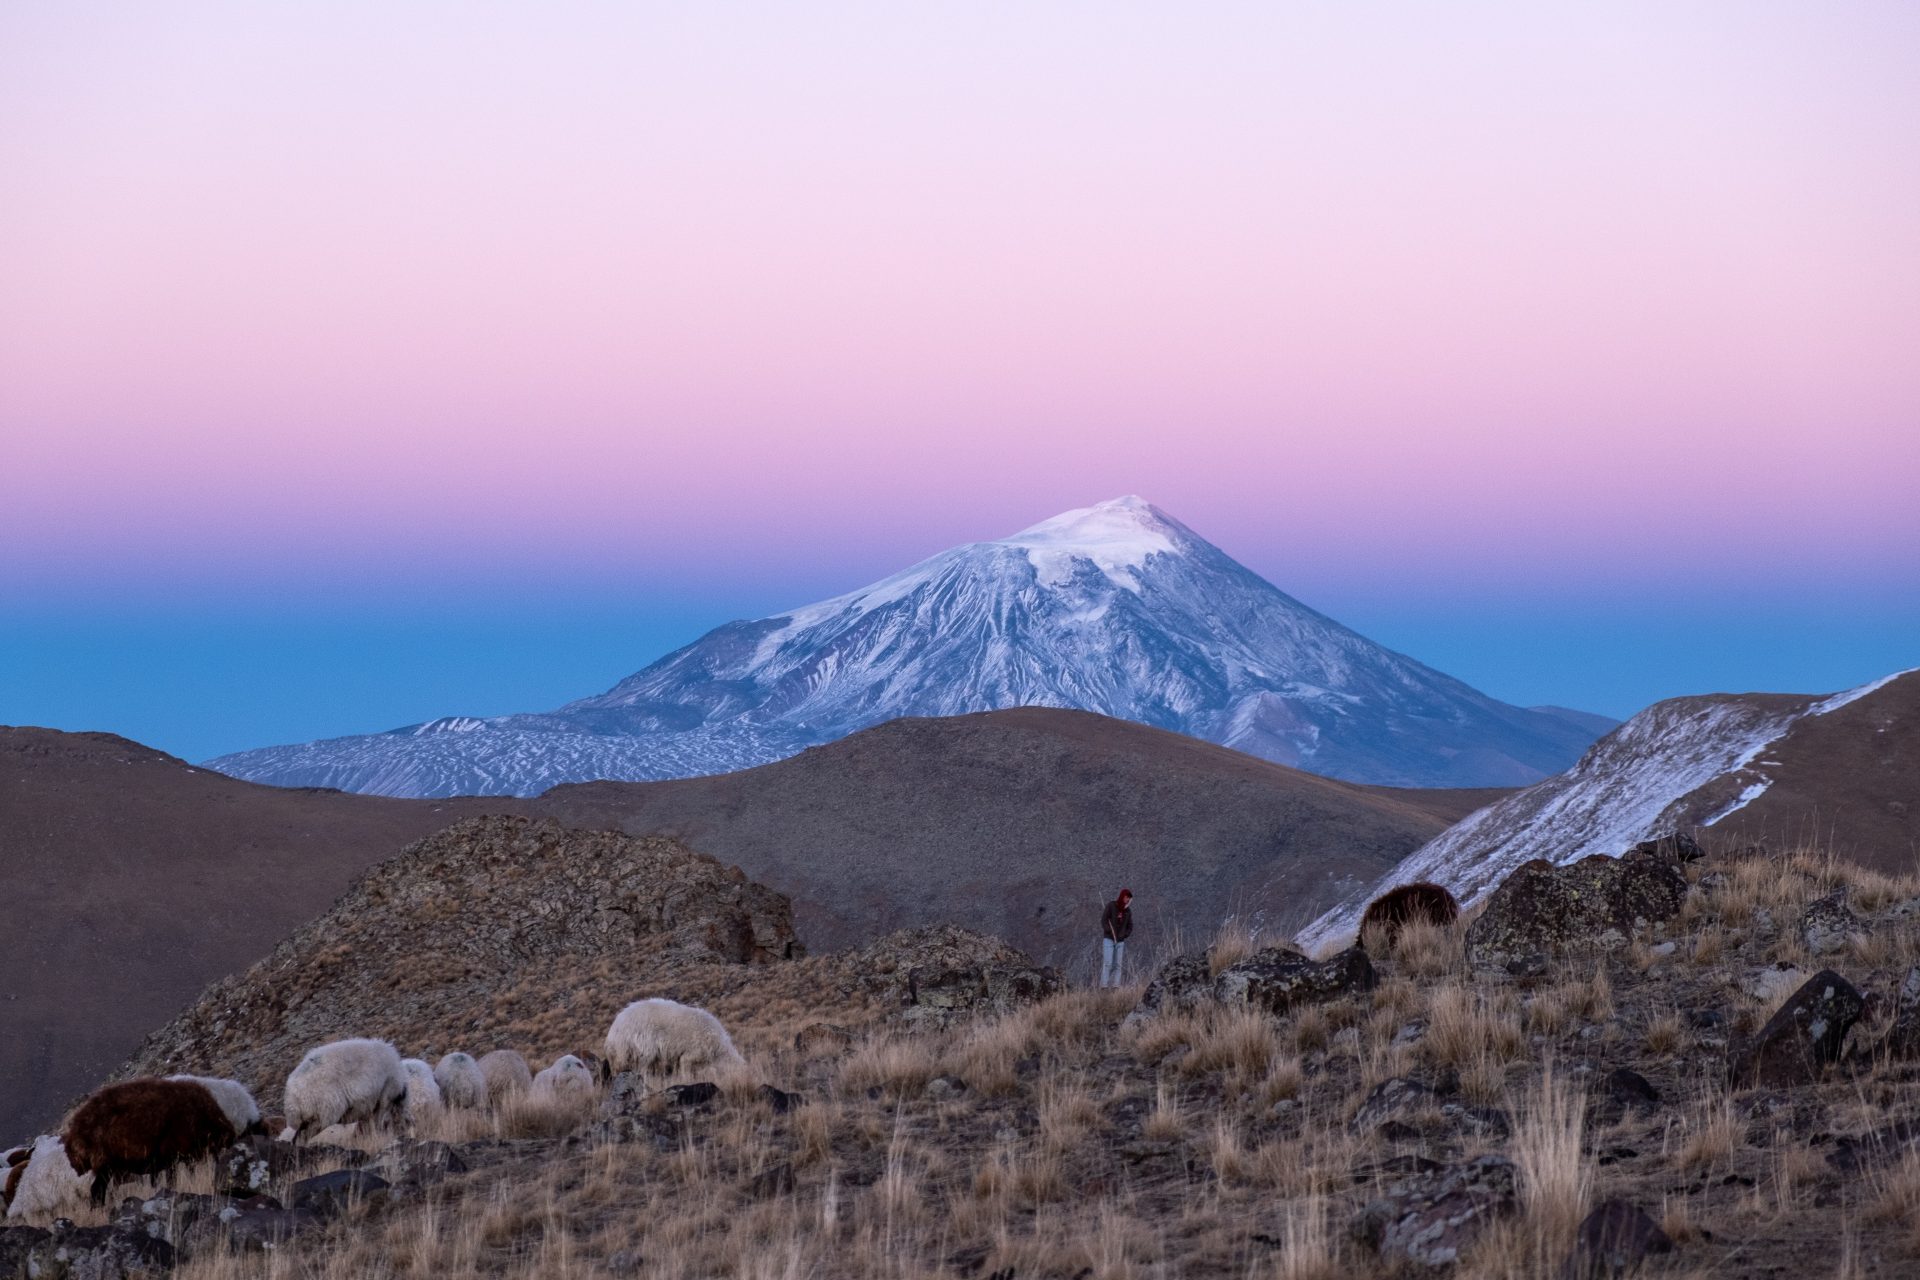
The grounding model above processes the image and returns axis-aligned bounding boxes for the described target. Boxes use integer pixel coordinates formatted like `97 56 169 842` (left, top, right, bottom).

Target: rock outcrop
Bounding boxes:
1465 853 1687 972
1730 970 1865 1088
120 816 801 1097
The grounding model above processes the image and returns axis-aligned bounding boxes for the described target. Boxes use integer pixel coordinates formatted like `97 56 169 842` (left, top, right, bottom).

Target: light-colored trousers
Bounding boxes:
1100 938 1126 987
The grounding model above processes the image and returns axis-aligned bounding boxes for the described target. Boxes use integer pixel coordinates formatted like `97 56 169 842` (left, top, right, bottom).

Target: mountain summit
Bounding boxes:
208 497 1605 796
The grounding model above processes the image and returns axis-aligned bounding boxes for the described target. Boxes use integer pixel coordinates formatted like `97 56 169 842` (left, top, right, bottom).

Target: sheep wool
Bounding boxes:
433 1052 488 1110
531 1054 597 1103
167 1075 264 1137
64 1078 238 1206
478 1050 532 1103
4 1136 92 1220
400 1058 443 1114
281 1038 407 1143
604 998 745 1081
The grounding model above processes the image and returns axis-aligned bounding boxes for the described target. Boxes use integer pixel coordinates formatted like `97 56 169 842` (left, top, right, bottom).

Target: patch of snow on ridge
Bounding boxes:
1812 666 1918 716
1704 778 1774 826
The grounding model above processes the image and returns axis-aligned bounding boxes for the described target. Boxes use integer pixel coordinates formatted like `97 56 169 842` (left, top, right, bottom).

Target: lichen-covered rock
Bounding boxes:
866 928 1061 1031
1881 967 1920 1059
1799 891 1868 957
1557 1199 1674 1279
289 1169 390 1220
1350 1154 1518 1268
0 1218 175 1277
1628 831 1704 864
1214 946 1375 1015
1349 1078 1441 1136
1466 853 1687 972
1730 969 1864 1088
1121 953 1214 1028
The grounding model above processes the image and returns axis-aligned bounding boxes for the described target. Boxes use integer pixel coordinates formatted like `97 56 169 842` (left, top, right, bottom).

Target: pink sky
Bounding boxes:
3 2 1917 604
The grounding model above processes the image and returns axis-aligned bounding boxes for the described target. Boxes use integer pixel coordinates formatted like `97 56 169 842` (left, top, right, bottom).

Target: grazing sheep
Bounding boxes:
531 1054 597 1104
605 998 744 1082
167 1074 266 1137
4 1136 92 1219
281 1038 407 1143
1359 882 1460 947
433 1052 488 1110
63 1079 238 1206
400 1058 443 1115
478 1050 532 1103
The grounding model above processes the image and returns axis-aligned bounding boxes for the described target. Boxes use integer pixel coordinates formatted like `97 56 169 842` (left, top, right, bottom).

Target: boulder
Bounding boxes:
1350 1154 1518 1268
1350 1078 1442 1136
373 1141 468 1187
288 1169 390 1220
218 1203 321 1252
1121 953 1215 1028
1214 946 1376 1015
1730 969 1864 1088
1881 967 1920 1059
757 1085 804 1115
896 964 1062 1033
0 1219 175 1277
1628 832 1704 864
1557 1199 1674 1279
111 1189 219 1247
601 1071 650 1116
1466 854 1687 972
1799 892 1867 958
664 1082 720 1110
1359 883 1460 945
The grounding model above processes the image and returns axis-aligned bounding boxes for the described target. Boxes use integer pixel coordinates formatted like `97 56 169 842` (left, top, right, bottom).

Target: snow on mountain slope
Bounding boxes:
206 497 1603 798
1299 667 1919 948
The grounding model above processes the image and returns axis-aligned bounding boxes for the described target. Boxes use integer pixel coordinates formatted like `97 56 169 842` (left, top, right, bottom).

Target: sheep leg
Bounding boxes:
89 1164 113 1208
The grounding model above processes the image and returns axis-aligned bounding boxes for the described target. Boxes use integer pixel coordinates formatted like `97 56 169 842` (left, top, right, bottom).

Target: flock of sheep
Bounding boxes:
2 996 744 1220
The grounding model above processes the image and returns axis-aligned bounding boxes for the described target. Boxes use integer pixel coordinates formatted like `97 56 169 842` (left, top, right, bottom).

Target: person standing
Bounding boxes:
1100 888 1134 988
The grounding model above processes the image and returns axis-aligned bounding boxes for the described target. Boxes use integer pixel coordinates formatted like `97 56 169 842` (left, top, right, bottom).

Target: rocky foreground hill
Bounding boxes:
3 711 1484 1137
9 814 1920 1277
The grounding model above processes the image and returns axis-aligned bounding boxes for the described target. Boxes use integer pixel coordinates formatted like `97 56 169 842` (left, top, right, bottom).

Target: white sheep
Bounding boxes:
604 998 744 1083
4 1136 92 1220
167 1074 265 1136
433 1052 488 1110
531 1054 597 1103
281 1038 407 1142
400 1058 443 1115
478 1050 532 1104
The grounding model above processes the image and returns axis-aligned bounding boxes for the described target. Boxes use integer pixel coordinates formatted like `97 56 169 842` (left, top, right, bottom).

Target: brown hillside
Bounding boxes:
0 727 521 1143
1701 668 1920 868
539 708 1479 967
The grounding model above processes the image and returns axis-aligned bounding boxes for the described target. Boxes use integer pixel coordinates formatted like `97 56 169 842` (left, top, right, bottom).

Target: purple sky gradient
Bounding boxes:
2 3 1915 760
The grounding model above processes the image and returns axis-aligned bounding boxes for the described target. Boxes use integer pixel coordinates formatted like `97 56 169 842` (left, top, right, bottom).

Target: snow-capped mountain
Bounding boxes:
207 497 1605 797
1299 667 1920 948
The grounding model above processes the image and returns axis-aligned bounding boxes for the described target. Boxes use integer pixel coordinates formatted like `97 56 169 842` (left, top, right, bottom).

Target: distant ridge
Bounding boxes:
208 497 1605 796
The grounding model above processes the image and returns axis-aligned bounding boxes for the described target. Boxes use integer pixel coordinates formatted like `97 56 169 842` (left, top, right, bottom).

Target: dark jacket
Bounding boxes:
1101 899 1133 943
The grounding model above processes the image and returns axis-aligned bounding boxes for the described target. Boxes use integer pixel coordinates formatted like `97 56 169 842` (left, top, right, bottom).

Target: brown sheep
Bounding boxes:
1 1145 29 1209
62 1078 239 1207
1358 882 1460 947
